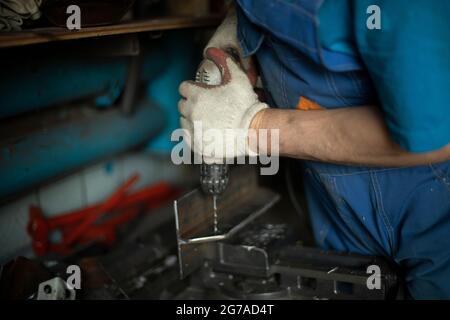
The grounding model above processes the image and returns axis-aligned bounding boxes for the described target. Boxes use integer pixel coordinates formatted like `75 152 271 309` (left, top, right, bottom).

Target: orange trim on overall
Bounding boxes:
296 96 323 110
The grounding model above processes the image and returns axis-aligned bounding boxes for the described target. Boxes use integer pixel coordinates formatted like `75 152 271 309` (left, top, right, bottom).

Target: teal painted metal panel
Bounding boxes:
0 101 165 199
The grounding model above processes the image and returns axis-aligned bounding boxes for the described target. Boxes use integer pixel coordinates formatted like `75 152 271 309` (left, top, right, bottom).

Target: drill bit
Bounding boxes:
213 195 218 234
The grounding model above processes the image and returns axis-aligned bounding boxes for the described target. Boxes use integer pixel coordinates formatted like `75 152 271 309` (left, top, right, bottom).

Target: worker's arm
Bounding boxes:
179 51 449 167
251 106 450 166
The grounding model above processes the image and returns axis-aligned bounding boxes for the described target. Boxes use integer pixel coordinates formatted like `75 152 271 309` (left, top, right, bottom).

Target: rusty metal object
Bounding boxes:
174 166 280 279
0 257 52 300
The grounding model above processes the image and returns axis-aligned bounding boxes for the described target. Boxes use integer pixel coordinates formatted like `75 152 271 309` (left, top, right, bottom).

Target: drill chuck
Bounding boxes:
200 163 229 195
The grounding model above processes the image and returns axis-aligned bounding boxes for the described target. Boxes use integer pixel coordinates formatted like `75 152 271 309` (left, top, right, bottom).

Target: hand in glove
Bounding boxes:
205 5 257 86
178 48 268 164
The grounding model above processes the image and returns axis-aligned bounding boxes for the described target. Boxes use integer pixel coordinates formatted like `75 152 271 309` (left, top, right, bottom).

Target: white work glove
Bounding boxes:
204 5 257 86
178 48 268 164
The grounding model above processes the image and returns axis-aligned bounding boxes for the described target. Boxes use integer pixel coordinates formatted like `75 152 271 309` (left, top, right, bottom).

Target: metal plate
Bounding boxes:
174 166 280 279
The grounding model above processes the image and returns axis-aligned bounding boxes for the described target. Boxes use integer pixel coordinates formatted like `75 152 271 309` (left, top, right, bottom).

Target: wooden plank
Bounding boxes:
0 15 222 49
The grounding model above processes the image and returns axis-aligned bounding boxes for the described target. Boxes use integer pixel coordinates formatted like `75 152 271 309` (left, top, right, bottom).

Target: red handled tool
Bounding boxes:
27 174 180 256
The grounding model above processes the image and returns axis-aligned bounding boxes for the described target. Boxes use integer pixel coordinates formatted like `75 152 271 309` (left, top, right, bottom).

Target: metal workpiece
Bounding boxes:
175 210 400 300
215 243 271 278
174 166 281 279
271 247 399 300
15 184 399 300
197 244 399 300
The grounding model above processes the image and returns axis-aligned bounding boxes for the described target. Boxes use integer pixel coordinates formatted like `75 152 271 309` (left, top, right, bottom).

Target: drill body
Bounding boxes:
195 58 229 196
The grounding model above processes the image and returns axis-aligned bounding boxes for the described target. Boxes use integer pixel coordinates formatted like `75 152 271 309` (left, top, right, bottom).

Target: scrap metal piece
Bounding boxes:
37 277 75 300
174 166 280 279
240 223 288 247
215 243 271 278
0 257 53 300
272 246 399 300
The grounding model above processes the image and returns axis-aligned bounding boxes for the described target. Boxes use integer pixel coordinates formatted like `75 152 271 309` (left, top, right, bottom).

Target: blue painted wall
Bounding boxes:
0 101 165 199
145 31 200 153
0 30 201 199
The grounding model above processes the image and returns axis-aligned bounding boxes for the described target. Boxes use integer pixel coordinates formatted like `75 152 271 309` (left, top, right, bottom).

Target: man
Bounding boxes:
178 0 450 299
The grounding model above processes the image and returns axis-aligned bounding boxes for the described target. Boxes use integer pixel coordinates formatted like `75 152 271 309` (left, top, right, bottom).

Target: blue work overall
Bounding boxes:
235 0 450 299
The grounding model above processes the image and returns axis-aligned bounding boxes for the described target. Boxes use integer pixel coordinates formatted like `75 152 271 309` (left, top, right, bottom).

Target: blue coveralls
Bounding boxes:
235 0 450 299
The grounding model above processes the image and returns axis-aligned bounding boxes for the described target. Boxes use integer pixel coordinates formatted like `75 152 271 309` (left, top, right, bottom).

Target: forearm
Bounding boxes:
251 105 450 166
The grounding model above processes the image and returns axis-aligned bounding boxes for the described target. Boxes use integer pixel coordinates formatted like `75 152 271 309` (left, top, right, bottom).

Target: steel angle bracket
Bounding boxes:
174 166 280 279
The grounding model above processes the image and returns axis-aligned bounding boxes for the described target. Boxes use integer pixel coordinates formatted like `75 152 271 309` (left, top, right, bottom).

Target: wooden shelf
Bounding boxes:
0 15 222 49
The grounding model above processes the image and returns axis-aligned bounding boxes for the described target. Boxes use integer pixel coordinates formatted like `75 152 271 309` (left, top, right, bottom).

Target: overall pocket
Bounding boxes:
304 161 399 257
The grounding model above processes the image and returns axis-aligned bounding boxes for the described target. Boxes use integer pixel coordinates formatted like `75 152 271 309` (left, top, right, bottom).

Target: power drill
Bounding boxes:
195 56 229 195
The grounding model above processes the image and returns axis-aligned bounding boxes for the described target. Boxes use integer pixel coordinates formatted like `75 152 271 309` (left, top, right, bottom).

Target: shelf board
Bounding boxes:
0 15 222 49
